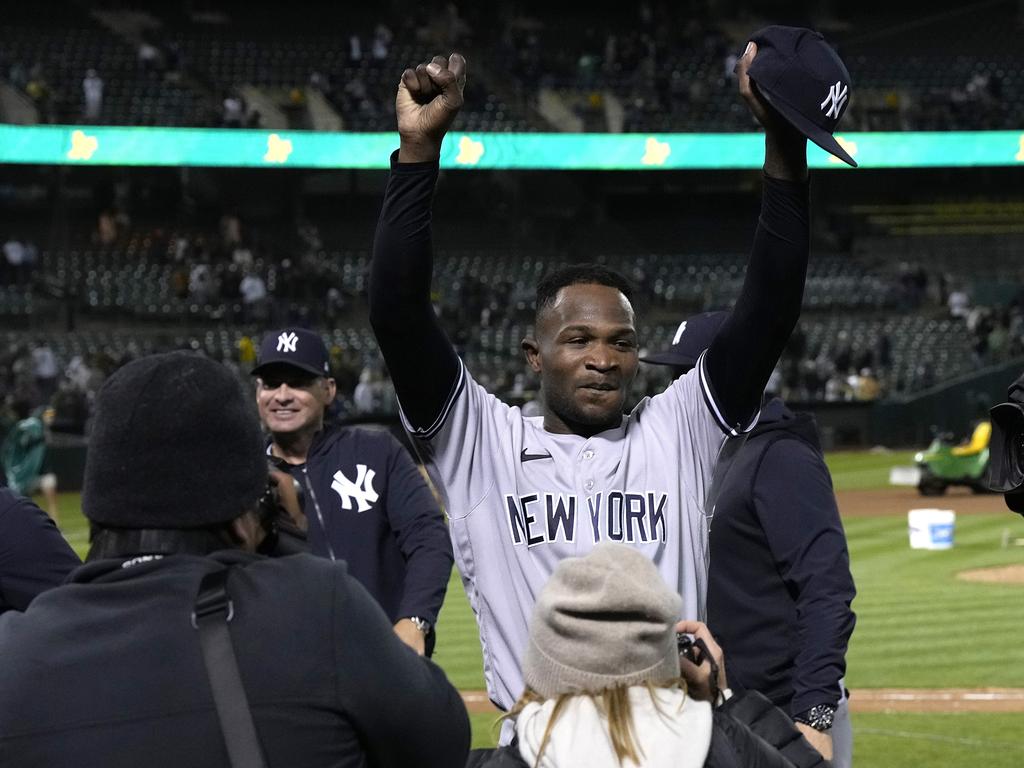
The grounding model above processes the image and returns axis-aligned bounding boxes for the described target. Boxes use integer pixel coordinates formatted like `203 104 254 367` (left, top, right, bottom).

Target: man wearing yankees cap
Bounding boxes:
253 327 453 656
370 25 856 744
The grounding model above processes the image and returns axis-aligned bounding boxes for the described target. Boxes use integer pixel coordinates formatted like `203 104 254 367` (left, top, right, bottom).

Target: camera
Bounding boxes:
988 373 1024 514
677 632 699 664
256 464 309 555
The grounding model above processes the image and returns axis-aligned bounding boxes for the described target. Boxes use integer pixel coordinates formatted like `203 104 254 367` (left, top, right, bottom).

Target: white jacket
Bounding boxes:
516 686 713 768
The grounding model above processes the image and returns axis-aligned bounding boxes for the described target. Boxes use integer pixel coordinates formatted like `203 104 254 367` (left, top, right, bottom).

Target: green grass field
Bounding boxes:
826 449 916 491
40 450 1024 766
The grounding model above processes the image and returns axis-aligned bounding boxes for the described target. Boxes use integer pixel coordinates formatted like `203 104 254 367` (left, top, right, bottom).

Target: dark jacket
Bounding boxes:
707 398 856 716
0 489 80 614
470 690 829 768
0 550 470 768
271 424 452 625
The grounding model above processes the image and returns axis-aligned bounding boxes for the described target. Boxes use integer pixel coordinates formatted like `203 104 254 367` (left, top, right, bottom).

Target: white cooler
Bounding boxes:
908 508 956 550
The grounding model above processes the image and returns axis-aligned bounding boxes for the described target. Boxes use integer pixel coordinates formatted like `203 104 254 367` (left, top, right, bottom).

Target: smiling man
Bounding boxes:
253 328 453 655
522 269 640 437
369 47 813 735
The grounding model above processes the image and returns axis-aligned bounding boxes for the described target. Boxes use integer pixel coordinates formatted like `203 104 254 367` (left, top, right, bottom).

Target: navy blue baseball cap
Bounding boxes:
641 311 729 370
252 328 331 378
746 25 857 167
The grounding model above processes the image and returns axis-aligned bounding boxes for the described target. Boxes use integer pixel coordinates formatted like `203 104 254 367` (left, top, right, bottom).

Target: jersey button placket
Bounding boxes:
581 446 595 493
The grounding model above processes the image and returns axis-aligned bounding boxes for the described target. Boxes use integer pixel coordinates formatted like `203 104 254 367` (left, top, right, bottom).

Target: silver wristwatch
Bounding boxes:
408 616 432 634
794 703 836 732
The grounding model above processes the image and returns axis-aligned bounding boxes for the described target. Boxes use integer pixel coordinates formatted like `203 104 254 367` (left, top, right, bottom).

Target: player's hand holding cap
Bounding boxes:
746 25 857 167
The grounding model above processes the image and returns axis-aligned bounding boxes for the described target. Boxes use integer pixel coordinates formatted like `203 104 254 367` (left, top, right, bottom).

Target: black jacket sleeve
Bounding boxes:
369 153 462 433
383 433 453 624
0 490 80 613
754 439 856 713
703 176 809 434
715 690 831 768
333 565 470 767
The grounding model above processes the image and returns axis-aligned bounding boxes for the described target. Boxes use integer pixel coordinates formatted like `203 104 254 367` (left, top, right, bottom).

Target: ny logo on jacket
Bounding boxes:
332 464 379 512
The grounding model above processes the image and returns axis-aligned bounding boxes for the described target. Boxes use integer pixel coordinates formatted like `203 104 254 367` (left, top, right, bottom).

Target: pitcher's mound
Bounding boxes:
957 564 1024 583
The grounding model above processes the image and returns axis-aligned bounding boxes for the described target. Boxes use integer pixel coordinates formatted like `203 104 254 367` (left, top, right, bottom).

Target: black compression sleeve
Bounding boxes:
369 152 462 432
703 174 810 432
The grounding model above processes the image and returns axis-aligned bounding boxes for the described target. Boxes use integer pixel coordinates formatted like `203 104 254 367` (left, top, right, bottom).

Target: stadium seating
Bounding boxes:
2 2 1021 132
0 4 211 126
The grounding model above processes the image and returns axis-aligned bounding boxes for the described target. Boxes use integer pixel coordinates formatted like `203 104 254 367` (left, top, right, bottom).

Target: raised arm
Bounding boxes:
702 42 811 434
369 54 467 433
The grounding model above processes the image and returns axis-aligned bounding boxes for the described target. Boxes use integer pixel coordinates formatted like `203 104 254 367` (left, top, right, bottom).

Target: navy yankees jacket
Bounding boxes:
270 424 452 626
0 489 80 615
707 398 856 717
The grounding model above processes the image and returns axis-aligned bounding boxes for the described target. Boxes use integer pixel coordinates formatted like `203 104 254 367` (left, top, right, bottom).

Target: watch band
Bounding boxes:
794 703 836 732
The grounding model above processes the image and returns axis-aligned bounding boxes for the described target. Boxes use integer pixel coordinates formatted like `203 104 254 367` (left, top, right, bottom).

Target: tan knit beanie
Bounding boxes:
523 542 683 699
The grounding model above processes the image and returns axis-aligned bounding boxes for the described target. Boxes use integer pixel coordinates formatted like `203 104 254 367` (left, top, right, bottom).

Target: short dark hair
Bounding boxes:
86 523 241 561
535 264 634 315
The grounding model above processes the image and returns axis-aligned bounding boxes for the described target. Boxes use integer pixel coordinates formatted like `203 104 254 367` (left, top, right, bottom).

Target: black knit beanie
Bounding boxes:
83 352 268 528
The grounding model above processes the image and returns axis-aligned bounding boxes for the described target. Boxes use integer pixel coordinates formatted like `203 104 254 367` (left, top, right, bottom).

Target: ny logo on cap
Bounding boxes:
672 320 688 345
821 81 848 119
277 331 298 353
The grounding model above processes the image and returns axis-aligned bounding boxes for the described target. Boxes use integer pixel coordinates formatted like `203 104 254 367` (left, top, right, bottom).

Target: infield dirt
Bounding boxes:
836 487 1006 518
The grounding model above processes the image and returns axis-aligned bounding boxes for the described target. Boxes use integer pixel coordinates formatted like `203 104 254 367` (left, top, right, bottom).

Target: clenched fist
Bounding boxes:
397 53 467 163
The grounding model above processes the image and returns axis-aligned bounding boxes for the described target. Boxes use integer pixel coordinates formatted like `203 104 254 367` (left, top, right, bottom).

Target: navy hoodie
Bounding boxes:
271 425 452 626
706 398 856 716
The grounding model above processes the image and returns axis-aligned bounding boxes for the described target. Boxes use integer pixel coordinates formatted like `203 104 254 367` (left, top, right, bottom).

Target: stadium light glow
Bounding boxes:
0 124 1021 170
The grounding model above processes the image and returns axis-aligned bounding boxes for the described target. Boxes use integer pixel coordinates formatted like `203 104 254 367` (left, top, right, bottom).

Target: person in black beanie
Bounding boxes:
0 352 470 768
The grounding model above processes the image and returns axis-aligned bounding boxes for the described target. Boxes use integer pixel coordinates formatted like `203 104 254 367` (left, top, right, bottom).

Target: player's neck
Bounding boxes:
543 411 622 439
270 425 319 465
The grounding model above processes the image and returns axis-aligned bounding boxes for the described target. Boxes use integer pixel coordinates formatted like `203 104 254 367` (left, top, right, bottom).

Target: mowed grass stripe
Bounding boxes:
826 451 915 491
842 511 1024 689
855 587 1023 606
434 569 486 690
852 713 1024 768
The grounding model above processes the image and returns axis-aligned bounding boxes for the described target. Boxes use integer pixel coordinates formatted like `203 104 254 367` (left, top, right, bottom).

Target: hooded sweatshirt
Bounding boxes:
706 397 856 716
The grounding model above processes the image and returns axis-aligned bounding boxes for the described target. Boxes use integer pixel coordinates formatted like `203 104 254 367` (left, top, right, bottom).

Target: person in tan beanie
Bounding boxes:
491 543 829 768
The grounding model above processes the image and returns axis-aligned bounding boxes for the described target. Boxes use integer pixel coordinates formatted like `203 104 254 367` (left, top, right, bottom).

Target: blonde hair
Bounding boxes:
504 679 687 767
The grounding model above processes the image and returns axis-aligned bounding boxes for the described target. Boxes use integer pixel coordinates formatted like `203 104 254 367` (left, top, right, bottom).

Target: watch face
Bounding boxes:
798 704 836 731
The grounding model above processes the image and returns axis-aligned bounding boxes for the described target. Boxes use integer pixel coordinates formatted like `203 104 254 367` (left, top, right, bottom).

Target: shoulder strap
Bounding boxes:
192 567 269 768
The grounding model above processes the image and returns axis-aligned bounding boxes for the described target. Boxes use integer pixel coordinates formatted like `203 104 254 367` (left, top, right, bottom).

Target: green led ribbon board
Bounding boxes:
0 125 1022 169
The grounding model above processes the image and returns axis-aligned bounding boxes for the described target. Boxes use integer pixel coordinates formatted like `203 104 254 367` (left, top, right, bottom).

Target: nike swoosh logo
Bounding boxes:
520 448 553 463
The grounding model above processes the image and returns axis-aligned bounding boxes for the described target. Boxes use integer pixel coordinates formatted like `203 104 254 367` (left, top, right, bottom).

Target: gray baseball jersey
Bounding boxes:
406 350 747 717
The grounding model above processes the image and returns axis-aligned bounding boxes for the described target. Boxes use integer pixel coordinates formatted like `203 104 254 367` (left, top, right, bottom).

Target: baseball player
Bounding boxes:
369 42 825 736
2 399 59 525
